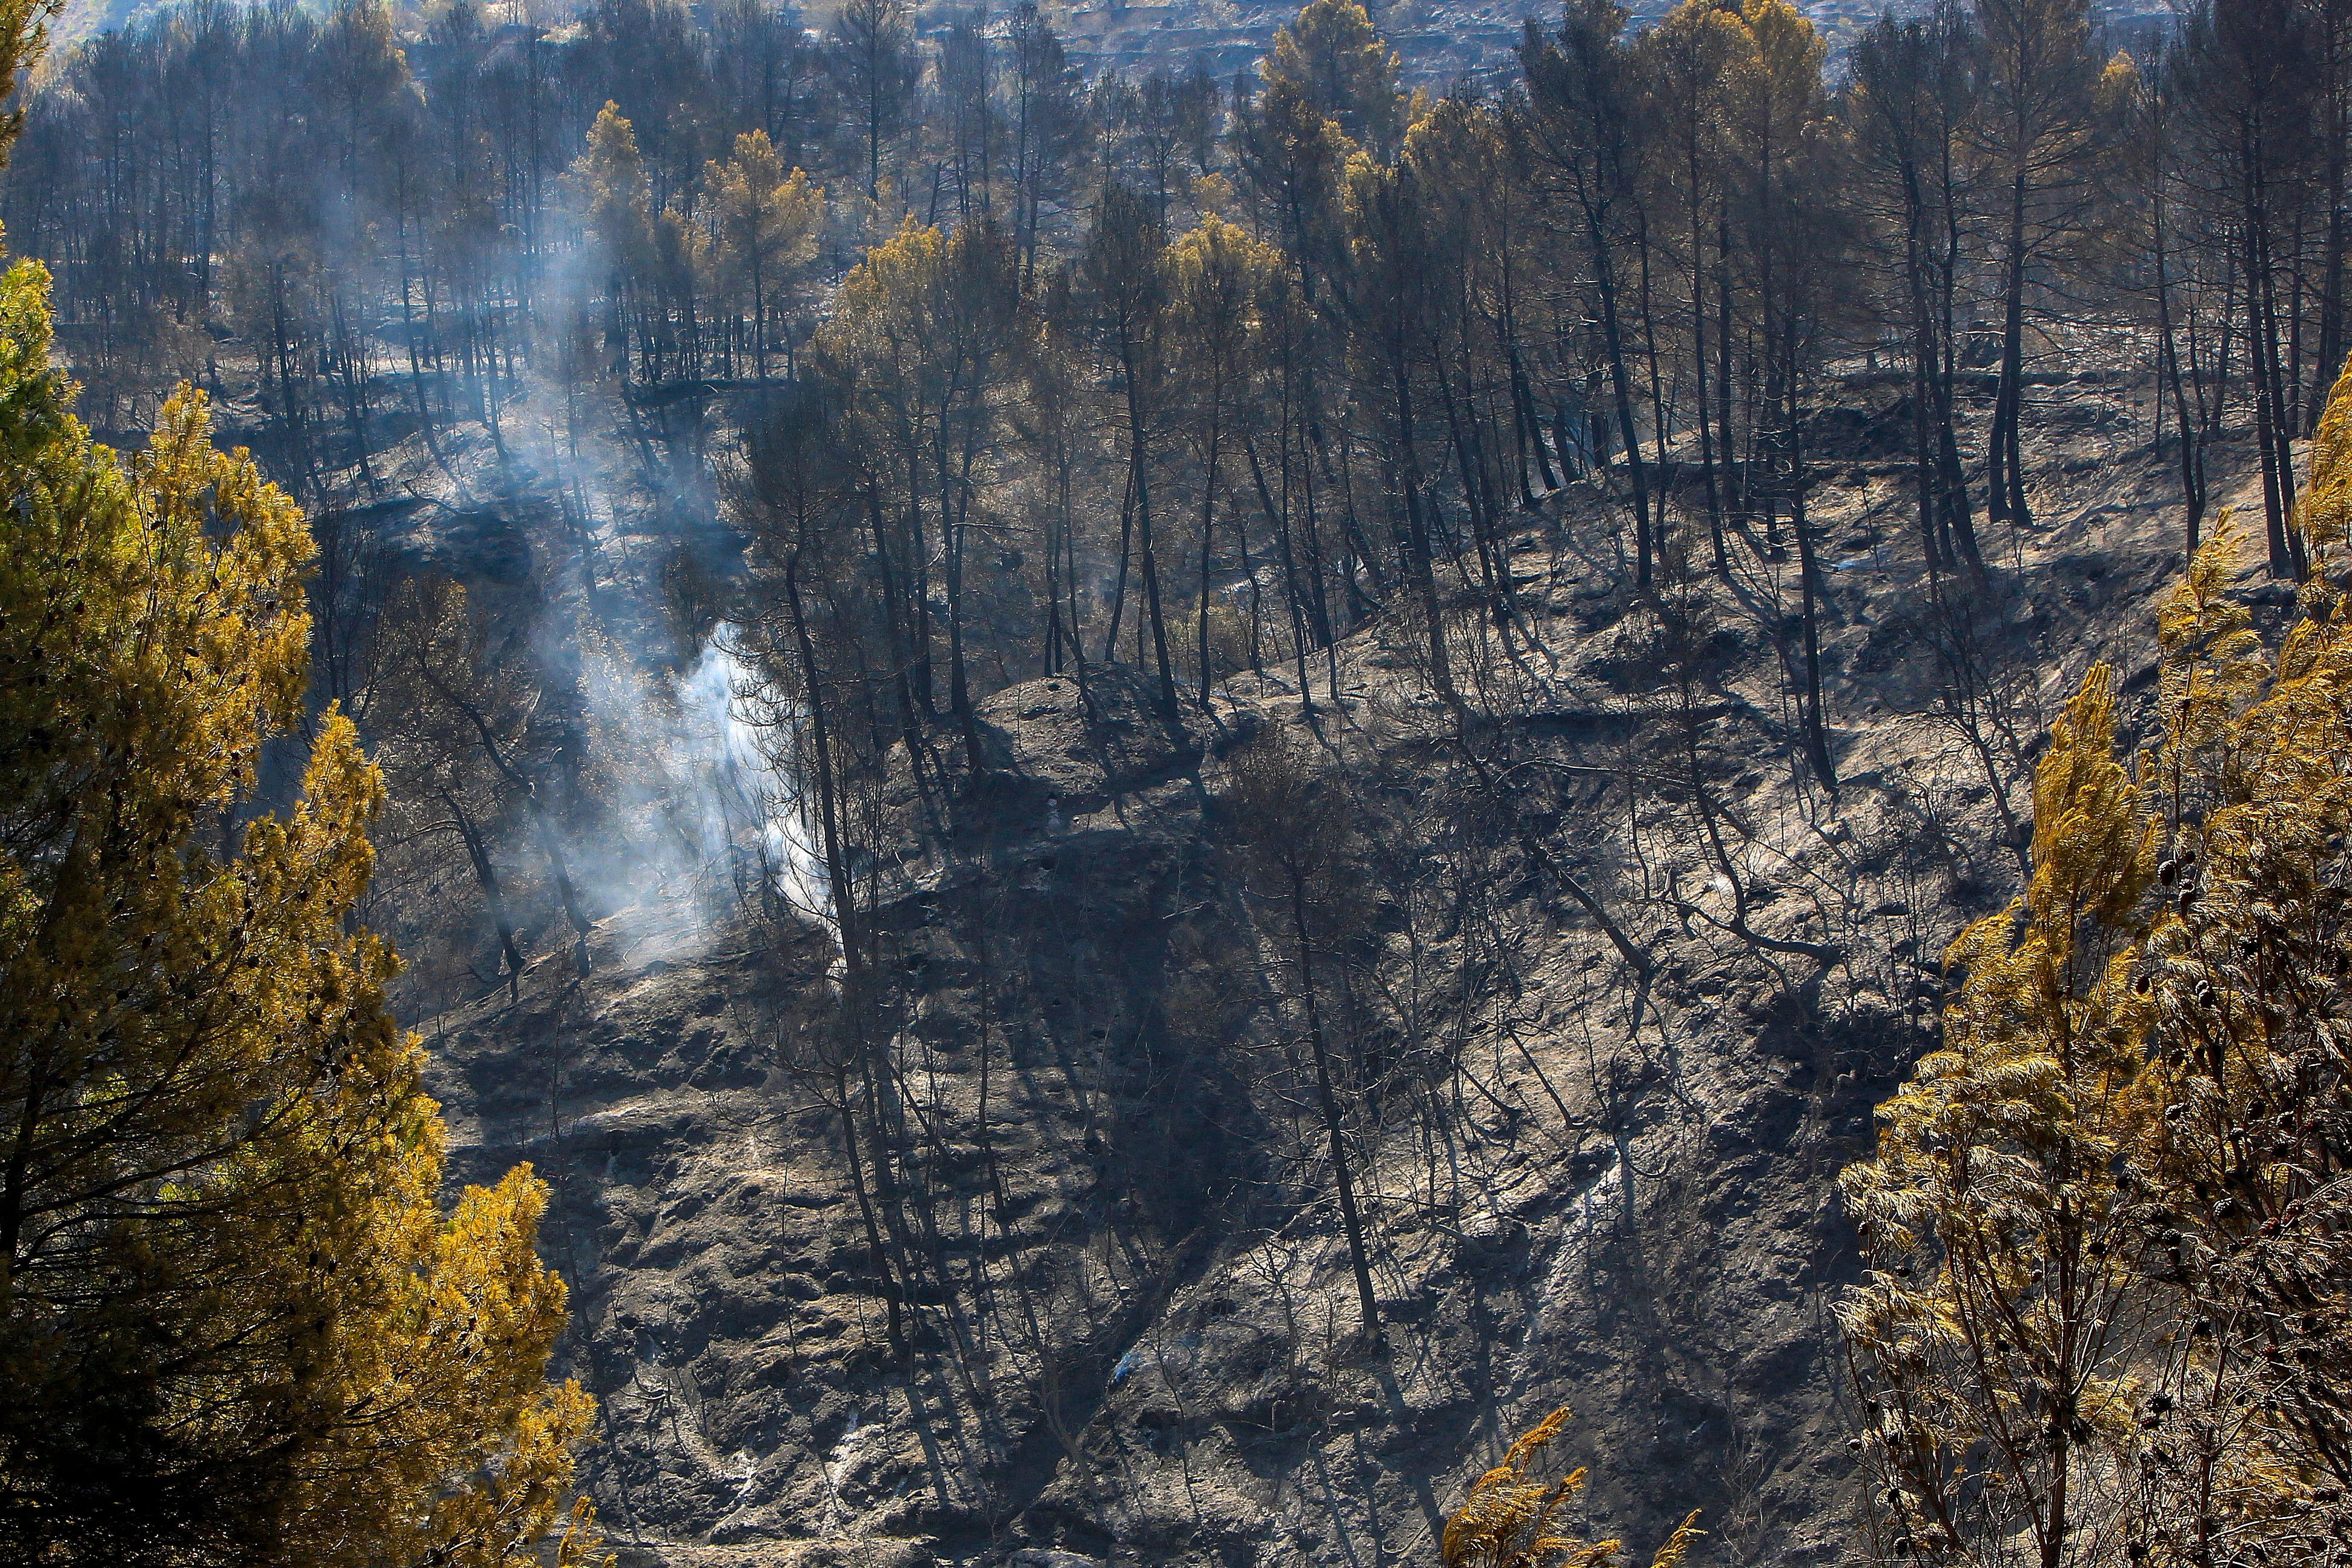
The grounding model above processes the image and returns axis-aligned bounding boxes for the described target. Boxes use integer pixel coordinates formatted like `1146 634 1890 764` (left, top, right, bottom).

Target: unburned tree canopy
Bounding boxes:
1265 0 1405 157
706 131 825 378
1840 359 2352 1568
0 88 596 1567
1441 1408 1703 1568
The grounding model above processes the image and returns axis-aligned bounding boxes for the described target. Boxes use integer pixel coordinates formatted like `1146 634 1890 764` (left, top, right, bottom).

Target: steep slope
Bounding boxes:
423 369 2279 1568
427 664 1270 1564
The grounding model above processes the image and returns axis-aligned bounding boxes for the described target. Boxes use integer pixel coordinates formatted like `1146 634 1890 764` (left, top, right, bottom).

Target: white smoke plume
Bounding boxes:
572 624 832 962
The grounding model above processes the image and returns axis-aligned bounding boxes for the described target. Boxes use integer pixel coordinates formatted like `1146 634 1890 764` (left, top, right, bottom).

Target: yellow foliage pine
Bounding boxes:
1842 355 2352 1566
1442 1409 1701 1568
0 116 598 1567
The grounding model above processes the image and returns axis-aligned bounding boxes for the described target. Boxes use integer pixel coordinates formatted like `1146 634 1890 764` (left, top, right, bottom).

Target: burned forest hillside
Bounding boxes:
7 0 2352 1564
417 375 2296 1568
